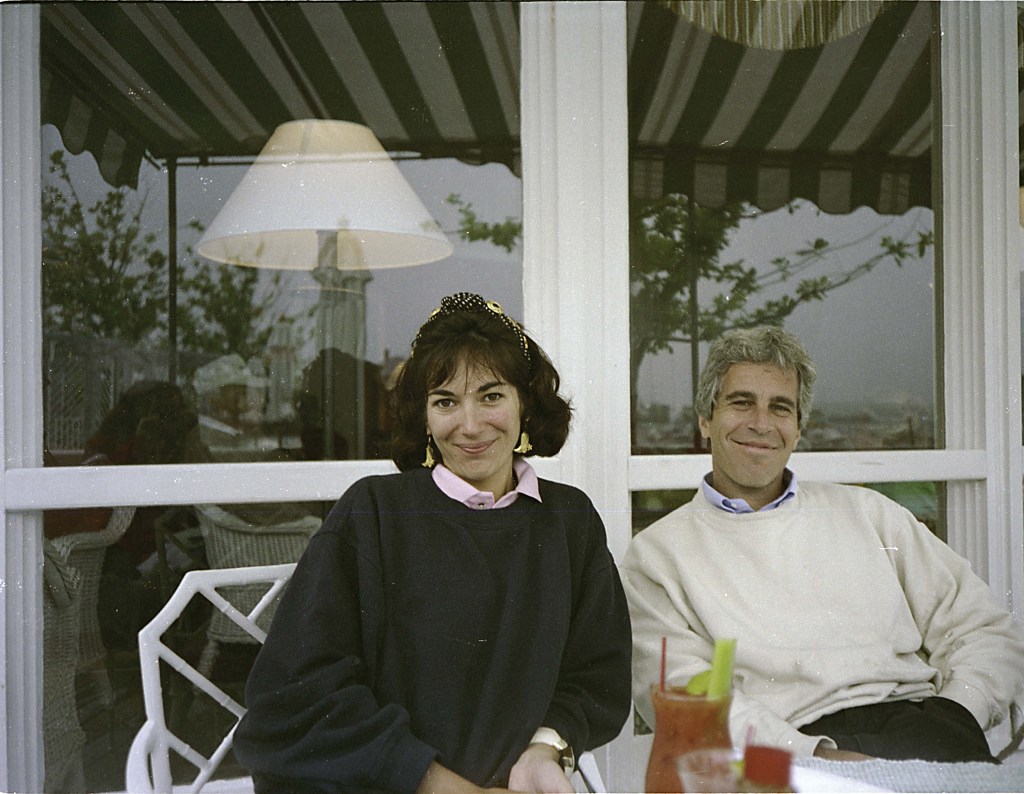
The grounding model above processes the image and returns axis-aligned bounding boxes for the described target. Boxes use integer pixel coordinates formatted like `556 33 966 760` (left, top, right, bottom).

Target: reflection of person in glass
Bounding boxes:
235 293 632 793
193 353 268 431
45 380 206 648
45 380 203 557
622 326 1024 764
294 348 391 461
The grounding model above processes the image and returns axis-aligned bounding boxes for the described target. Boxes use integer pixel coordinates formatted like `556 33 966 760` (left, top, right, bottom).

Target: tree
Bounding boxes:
42 150 168 343
43 150 280 363
449 192 934 445
448 193 522 253
177 252 277 362
629 195 934 431
629 194 747 428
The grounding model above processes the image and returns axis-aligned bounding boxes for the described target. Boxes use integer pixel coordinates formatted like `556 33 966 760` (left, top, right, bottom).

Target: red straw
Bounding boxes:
659 636 667 691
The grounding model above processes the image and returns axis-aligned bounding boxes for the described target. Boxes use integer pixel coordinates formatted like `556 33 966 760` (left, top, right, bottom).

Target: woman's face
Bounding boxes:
425 359 523 498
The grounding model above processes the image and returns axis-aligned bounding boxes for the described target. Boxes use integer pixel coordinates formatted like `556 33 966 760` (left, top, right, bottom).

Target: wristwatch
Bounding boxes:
531 726 576 775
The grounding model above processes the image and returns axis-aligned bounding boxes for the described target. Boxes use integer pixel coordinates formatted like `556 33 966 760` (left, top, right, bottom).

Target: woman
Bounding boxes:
234 293 632 794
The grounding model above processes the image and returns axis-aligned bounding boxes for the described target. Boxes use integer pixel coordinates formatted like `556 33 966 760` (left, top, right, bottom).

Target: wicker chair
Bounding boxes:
193 504 319 675
49 505 136 718
42 540 87 793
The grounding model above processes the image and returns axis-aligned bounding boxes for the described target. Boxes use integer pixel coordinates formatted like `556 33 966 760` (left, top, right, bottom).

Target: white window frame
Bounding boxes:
1 2 1020 791
522 2 1024 788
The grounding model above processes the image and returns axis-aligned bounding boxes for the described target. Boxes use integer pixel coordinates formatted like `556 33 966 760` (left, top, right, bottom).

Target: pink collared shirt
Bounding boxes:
431 457 542 509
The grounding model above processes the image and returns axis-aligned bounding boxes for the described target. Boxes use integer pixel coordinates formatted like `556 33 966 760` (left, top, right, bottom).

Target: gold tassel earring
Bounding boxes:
513 431 532 455
422 434 436 468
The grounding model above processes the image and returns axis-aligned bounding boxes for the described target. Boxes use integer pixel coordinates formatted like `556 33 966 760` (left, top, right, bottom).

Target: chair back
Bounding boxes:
50 505 136 669
996 696 1024 762
195 504 319 644
43 540 87 792
126 563 295 794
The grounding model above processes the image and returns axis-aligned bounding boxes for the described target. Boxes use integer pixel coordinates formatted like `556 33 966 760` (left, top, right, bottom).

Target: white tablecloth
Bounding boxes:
793 757 1024 793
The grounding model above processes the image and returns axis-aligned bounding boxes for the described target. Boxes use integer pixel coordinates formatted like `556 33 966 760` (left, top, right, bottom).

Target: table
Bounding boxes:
793 756 1024 792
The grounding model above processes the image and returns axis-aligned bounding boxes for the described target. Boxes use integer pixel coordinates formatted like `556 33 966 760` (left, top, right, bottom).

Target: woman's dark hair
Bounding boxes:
391 298 572 471
84 380 199 465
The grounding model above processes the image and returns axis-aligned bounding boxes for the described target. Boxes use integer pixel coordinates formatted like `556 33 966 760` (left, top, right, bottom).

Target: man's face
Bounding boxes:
698 361 801 511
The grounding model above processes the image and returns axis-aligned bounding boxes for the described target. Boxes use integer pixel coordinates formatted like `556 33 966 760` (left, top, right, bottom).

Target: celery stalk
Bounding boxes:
706 638 736 699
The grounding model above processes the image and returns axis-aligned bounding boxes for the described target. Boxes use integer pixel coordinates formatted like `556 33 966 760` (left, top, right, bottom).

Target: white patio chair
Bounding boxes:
126 563 295 794
126 562 607 793
574 750 608 793
995 694 1024 762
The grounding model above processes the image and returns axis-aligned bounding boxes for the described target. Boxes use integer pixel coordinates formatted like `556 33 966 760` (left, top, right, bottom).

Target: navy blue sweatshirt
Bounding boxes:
234 468 631 793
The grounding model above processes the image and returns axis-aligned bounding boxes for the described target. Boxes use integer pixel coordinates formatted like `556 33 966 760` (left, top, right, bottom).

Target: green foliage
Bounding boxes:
42 150 278 360
629 196 934 354
177 253 277 361
629 195 747 365
42 150 168 343
448 194 522 252
449 190 934 425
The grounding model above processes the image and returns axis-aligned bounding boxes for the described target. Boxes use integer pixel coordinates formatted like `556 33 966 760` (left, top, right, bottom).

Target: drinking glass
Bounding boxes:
644 685 732 793
676 747 744 793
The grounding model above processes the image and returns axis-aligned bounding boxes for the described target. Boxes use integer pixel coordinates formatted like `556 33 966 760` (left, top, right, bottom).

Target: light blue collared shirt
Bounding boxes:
701 468 798 514
431 457 542 510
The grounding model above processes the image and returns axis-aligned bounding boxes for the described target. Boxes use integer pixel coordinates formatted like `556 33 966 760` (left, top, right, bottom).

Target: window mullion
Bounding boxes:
1 5 45 792
520 3 633 790
939 1 1023 615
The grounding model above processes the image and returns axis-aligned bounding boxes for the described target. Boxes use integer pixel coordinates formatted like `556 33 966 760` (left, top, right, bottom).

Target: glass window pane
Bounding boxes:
41 1 523 468
628 1 936 454
44 499 307 790
39 1 521 786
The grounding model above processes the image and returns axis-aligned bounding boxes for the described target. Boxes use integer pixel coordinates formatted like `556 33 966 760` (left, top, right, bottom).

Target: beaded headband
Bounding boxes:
411 292 531 364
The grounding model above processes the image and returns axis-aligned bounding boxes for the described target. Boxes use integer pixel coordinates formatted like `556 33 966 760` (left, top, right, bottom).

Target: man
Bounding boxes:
622 326 1024 762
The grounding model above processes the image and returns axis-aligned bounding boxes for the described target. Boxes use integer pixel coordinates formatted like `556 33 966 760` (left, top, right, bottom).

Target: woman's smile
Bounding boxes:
427 360 523 498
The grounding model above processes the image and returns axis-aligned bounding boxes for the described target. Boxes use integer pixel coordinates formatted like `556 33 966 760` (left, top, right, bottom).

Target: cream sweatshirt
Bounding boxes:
621 482 1024 758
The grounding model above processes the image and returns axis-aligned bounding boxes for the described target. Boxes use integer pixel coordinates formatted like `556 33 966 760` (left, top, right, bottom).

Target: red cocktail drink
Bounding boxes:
644 685 732 793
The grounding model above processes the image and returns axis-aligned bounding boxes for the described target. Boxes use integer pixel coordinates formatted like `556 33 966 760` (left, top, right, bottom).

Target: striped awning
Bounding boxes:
630 0 933 214
40 2 522 187
42 1 941 214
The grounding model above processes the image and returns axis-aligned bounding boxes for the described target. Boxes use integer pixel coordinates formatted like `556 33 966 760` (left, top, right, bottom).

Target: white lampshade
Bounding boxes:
197 119 452 269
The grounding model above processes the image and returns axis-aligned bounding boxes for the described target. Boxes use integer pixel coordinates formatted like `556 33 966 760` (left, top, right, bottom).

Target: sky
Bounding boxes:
637 202 937 408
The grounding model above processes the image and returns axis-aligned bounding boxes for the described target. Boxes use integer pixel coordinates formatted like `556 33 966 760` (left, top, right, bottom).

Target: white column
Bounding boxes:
0 4 46 792
521 2 636 790
521 1 631 558
940 1 1024 616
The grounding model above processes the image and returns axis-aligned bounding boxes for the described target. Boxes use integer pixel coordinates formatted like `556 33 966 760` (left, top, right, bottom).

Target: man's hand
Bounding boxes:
814 746 874 761
508 743 574 793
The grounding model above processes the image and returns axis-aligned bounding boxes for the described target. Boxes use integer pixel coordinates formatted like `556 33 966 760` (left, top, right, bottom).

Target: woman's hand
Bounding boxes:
415 762 515 794
508 743 574 793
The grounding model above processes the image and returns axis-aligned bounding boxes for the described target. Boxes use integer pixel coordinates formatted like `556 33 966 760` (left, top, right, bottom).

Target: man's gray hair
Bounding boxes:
695 326 816 430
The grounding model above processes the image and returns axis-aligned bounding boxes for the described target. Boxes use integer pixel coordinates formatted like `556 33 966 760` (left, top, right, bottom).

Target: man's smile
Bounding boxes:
730 437 779 451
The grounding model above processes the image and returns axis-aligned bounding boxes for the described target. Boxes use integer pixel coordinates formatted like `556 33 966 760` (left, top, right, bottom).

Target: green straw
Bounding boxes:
706 638 736 699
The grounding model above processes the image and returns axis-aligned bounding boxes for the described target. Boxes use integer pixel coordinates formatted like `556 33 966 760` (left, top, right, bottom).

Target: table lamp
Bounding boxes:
197 119 453 457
